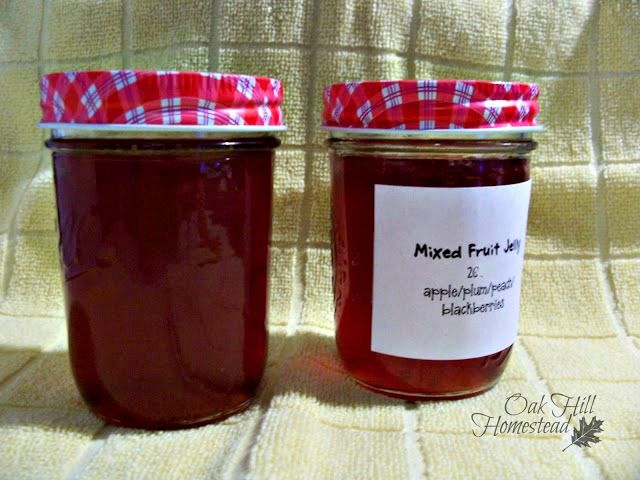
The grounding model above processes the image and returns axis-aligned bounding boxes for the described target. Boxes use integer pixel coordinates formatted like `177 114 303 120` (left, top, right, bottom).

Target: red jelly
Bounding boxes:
40 71 284 428
323 80 540 399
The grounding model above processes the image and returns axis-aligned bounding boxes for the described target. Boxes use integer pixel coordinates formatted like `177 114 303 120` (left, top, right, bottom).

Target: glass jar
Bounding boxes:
323 80 540 399
40 71 285 429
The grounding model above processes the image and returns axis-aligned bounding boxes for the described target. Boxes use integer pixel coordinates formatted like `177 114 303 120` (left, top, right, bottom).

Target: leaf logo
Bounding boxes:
563 416 604 452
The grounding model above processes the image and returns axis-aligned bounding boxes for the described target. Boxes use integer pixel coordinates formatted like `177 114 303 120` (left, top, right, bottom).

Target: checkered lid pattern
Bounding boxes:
40 70 284 129
322 80 539 130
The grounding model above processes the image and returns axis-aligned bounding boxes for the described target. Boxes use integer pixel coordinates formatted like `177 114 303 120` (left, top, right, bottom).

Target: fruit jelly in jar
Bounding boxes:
324 80 539 400
331 139 532 399
49 137 275 428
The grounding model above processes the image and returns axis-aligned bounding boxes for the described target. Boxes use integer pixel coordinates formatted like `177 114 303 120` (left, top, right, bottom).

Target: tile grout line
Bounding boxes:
0 355 41 394
0 149 47 155
293 321 636 341
4 340 108 480
0 331 67 395
1 0 50 304
37 0 49 66
525 252 599 260
223 408 268 480
14 229 58 236
228 328 305 480
502 0 517 81
517 341 605 479
120 0 133 69
224 336 291 479
207 0 222 71
516 6 639 477
403 405 427 479
235 2 324 478
0 403 85 412
515 333 618 340
64 425 113 480
586 1 639 356
288 0 323 337
3 43 640 81
0 157 43 303
225 341 292 480
406 0 421 79
525 252 640 261
403 3 428 479
0 309 63 319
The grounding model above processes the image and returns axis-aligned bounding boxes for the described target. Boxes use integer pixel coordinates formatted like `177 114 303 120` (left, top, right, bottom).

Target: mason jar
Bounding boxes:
40 70 285 428
323 80 540 399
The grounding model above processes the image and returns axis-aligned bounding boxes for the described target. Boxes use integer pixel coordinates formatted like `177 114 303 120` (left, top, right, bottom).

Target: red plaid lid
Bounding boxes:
322 80 540 131
40 70 285 130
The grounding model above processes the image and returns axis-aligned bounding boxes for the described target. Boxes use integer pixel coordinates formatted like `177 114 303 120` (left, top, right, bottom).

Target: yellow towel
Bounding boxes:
1 1 639 478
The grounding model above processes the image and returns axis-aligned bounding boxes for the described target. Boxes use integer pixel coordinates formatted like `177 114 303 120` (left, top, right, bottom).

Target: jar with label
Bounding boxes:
323 80 540 399
40 70 285 428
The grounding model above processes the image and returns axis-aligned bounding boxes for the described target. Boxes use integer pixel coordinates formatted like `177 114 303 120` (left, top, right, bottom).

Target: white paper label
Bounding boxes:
372 181 532 360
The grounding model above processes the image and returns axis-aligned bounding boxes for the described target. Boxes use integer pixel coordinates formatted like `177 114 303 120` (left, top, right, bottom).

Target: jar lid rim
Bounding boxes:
324 79 537 90
39 122 287 133
322 125 542 138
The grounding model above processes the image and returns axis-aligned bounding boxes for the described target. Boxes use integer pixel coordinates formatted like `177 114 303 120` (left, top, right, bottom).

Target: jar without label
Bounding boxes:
323 80 540 399
40 70 285 428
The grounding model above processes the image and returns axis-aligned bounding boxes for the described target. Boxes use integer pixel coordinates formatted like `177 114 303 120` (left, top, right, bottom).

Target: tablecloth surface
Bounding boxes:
0 1 639 478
